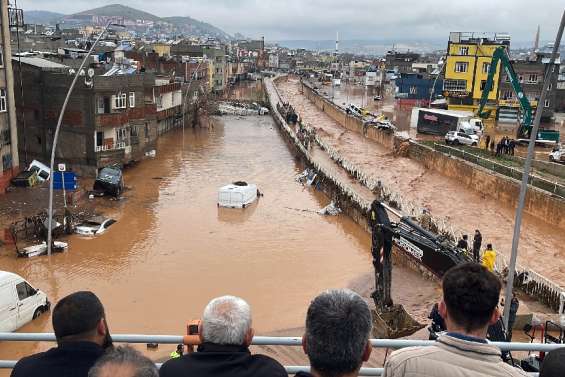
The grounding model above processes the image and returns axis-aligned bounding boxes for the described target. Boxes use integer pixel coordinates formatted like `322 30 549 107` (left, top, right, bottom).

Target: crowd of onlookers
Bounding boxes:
484 135 517 157
8 263 564 377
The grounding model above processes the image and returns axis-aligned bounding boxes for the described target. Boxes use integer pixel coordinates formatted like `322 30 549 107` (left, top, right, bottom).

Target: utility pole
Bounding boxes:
47 21 124 256
502 10 565 330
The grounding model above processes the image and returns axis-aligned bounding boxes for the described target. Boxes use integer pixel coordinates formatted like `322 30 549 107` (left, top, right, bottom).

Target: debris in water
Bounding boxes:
318 201 341 216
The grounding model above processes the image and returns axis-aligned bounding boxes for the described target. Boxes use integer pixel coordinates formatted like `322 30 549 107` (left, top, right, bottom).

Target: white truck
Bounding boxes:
0 271 50 332
411 108 483 136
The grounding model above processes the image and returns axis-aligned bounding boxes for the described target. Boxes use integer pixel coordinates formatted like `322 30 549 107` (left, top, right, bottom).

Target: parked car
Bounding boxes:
74 216 117 236
375 120 397 131
0 271 50 332
93 166 124 197
373 95 382 101
445 131 479 146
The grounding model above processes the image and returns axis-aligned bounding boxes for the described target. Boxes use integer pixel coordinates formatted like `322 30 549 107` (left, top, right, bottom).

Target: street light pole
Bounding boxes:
502 10 565 330
47 22 122 256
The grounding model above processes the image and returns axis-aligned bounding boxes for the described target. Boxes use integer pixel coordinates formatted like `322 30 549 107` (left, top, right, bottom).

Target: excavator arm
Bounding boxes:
476 46 533 137
368 200 394 311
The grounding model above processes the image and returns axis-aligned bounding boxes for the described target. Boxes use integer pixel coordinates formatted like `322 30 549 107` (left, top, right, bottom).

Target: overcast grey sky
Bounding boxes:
16 0 565 42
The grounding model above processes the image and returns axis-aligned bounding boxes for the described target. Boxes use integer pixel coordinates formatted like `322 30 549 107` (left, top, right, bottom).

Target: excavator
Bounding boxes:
368 200 469 338
476 46 560 143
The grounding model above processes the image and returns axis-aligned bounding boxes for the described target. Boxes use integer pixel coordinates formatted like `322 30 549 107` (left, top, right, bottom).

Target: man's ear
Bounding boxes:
97 318 106 336
243 328 255 347
438 300 447 319
488 306 501 326
302 334 307 355
362 341 372 362
198 322 204 342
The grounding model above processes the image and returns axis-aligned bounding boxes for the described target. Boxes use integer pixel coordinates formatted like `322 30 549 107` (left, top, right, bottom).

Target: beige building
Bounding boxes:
0 0 19 192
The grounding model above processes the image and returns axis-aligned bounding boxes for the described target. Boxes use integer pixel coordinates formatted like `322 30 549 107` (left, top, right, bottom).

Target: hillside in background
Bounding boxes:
23 4 231 41
23 10 64 25
163 16 231 40
69 4 161 22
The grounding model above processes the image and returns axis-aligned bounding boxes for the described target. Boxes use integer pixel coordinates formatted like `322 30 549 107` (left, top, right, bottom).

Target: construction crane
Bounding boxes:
477 46 559 142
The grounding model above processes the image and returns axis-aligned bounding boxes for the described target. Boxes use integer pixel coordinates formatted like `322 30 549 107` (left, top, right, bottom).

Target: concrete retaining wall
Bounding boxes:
409 142 565 230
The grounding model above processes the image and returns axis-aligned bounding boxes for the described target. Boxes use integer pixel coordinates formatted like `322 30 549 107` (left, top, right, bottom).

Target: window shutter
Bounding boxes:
111 95 117 110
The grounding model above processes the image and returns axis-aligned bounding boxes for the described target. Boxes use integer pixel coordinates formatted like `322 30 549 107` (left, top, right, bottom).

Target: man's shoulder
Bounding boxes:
387 345 442 363
249 354 287 374
11 351 51 376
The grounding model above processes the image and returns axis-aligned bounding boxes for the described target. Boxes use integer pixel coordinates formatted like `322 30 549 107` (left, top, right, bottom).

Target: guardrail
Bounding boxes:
1 333 563 375
433 143 565 199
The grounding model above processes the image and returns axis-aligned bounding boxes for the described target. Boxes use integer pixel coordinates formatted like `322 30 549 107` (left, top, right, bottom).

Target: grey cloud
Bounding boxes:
16 0 565 42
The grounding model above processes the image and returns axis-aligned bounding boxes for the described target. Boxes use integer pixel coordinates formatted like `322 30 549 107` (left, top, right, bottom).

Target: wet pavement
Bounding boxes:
276 77 565 287
0 115 443 372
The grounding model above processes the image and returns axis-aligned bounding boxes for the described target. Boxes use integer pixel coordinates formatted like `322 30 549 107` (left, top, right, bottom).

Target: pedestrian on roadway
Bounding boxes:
472 230 482 263
482 244 497 272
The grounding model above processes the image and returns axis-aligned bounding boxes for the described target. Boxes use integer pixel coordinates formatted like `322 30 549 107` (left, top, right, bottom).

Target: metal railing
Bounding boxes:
1 333 563 375
433 143 565 199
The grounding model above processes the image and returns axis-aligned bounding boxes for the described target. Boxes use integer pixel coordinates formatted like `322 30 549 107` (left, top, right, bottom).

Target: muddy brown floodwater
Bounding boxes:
0 115 441 373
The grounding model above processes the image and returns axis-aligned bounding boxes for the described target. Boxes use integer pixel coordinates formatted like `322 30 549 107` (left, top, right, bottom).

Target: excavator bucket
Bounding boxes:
372 304 425 339
368 200 424 339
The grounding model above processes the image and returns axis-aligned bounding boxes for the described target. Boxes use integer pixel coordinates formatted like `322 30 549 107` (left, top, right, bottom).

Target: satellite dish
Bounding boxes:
79 69 86 76
68 69 76 75
88 68 95 78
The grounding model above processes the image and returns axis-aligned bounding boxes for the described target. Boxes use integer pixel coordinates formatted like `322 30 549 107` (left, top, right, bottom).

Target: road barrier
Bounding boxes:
433 143 565 199
1 332 563 375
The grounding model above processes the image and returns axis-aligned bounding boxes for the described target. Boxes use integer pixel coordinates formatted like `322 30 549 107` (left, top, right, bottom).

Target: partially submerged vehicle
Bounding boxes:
0 271 50 332
28 160 51 182
218 181 258 208
93 166 124 197
18 241 68 258
74 216 116 236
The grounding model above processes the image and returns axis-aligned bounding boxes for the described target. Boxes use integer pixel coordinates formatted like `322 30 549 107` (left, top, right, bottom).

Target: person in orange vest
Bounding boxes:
481 244 497 272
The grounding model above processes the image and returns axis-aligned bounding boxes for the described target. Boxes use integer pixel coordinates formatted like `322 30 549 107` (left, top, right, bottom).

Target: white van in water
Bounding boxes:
218 182 258 208
0 271 50 332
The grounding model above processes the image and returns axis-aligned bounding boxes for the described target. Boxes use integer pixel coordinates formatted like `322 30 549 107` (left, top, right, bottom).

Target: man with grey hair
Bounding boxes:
297 289 373 377
89 345 158 377
159 295 287 377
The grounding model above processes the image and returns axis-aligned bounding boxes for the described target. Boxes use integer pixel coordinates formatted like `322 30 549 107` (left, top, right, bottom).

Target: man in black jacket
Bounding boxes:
296 289 373 377
159 295 287 377
11 291 112 377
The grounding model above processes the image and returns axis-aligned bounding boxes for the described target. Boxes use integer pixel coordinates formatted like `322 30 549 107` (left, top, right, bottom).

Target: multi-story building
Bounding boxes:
498 52 559 122
556 65 565 113
395 72 443 107
14 57 157 176
0 1 19 192
443 32 510 118
384 51 420 74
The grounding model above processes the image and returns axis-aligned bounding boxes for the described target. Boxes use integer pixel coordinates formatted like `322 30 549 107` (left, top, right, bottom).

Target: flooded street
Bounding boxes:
277 77 565 287
0 114 441 371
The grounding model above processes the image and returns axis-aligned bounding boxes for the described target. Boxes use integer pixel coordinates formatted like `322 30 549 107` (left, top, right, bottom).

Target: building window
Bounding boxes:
502 90 513 99
547 84 552 90
454 62 468 73
459 47 469 55
482 62 490 74
0 49 3 68
114 93 127 109
96 131 103 147
518 75 524 83
129 92 135 108
443 79 467 92
0 89 6 112
2 153 12 171
527 74 538 84
544 99 550 108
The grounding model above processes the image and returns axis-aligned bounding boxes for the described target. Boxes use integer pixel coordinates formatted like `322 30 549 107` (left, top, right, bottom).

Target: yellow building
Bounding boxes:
152 43 171 58
443 32 510 119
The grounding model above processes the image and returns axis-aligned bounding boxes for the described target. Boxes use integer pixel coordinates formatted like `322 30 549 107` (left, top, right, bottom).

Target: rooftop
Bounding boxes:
12 57 69 69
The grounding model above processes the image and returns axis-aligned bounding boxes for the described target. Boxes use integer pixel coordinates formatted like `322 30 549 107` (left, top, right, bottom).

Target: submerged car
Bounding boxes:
93 166 124 197
74 217 116 236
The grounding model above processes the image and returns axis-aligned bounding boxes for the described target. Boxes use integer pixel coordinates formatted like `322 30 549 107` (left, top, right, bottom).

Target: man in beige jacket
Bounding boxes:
383 262 528 377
